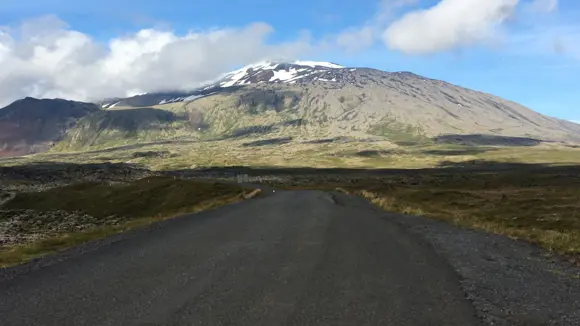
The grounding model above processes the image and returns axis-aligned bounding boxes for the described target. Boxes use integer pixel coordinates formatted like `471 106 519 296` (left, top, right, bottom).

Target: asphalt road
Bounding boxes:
0 190 481 326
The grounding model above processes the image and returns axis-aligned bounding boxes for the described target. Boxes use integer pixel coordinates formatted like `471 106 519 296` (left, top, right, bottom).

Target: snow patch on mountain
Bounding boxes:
213 61 345 88
294 61 343 68
102 101 121 109
100 60 349 107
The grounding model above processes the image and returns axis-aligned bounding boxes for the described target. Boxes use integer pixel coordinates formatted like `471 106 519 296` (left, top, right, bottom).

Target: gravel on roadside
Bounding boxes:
378 209 580 326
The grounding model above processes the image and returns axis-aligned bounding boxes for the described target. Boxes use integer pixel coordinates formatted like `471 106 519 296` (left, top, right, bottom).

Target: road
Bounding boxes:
0 190 481 326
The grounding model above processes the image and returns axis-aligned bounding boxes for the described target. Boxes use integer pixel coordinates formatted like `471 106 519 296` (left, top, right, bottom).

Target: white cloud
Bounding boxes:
334 0 559 54
333 0 418 52
335 26 376 52
0 2 569 106
530 0 558 13
0 16 314 107
376 0 420 23
383 0 520 54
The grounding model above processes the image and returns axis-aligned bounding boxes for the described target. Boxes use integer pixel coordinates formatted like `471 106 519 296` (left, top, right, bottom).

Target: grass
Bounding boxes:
0 177 253 267
3 133 580 172
3 136 580 263
369 119 431 145
357 186 580 255
5 139 579 172
266 166 580 261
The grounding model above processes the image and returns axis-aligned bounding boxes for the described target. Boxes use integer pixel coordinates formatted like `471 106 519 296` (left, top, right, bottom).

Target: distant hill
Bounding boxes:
0 97 99 157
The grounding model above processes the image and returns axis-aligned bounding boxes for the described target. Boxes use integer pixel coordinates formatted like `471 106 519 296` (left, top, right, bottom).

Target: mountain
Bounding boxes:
85 61 580 148
0 98 100 157
100 61 347 108
3 61 580 156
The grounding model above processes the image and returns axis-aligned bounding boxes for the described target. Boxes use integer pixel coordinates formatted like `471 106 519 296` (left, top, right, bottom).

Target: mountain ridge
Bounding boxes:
0 97 100 157
1 60 579 157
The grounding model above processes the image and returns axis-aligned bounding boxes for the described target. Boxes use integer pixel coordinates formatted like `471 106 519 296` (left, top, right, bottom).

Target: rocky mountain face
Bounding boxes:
2 61 580 155
0 98 100 157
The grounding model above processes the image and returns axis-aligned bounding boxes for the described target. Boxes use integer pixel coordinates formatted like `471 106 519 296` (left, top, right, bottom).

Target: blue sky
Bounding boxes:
0 0 578 121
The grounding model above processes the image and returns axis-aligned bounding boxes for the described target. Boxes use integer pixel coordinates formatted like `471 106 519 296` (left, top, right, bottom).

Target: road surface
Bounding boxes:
0 190 481 325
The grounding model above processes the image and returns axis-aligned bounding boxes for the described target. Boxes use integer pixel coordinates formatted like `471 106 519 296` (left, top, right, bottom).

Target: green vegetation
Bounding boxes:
52 108 203 151
1 177 252 266
3 139 580 266
4 177 244 219
4 139 580 172
369 119 431 145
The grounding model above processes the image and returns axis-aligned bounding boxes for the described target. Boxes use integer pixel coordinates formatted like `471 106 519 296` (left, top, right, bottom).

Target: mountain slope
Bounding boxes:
4 61 580 156
173 80 579 140
77 61 580 151
53 107 203 151
0 98 100 157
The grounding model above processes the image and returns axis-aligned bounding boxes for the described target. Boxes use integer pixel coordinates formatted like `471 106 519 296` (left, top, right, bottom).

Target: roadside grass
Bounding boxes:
356 186 580 256
1 177 253 267
267 166 580 261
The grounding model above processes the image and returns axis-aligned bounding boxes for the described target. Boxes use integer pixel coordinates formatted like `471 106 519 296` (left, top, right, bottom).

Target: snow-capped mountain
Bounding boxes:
213 61 345 87
5 59 580 157
100 61 352 108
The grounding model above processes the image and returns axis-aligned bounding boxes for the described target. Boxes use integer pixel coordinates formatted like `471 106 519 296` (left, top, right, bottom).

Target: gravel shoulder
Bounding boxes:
363 198 580 326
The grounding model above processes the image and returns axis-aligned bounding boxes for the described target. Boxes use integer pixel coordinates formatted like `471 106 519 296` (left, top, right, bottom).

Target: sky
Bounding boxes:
0 0 578 121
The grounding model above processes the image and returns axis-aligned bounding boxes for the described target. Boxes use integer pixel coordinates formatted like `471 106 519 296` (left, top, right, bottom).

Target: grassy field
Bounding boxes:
2 137 580 265
263 164 580 262
2 138 580 171
0 177 254 267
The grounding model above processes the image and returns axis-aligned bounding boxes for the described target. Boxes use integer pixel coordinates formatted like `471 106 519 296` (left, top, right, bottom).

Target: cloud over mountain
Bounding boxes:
0 0 567 108
0 16 314 107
